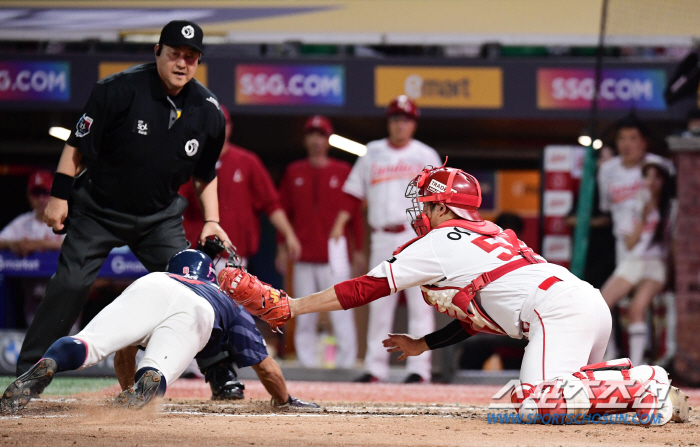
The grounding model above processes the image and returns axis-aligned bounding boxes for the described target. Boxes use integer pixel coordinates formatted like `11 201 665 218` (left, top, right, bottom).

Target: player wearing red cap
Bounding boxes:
277 115 362 368
218 163 690 426
332 95 440 383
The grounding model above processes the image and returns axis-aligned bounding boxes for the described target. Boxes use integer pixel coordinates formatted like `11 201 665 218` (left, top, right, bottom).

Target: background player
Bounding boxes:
16 20 231 376
219 164 689 425
277 115 362 368
1 249 318 412
332 95 441 383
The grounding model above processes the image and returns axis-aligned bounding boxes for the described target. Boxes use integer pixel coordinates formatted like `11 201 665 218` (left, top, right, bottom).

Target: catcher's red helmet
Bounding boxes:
303 115 333 137
386 95 419 120
406 163 498 236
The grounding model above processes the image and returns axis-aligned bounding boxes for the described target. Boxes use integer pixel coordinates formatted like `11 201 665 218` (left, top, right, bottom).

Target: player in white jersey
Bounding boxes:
219 163 689 425
597 117 675 361
333 95 441 383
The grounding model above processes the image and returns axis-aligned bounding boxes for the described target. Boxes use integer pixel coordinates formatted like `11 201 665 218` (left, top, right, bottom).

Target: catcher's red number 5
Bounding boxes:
471 233 519 261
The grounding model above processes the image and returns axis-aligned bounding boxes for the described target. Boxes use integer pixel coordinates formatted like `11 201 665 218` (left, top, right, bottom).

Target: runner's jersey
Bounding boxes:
366 225 582 337
343 138 441 229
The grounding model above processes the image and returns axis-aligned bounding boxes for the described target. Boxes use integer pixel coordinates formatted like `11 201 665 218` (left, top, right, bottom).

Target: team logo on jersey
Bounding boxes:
427 179 457 194
233 169 243 183
329 175 339 188
133 119 150 136
184 139 199 156
181 25 195 39
183 267 190 275
75 114 93 138
294 177 304 186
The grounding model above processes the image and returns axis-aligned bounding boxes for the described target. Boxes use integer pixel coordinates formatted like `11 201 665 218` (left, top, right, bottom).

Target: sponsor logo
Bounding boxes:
537 69 666 110
184 139 199 156
269 288 280 304
427 179 457 194
544 146 574 172
543 190 573 216
0 255 41 272
542 235 571 261
206 96 220 109
0 61 70 101
181 25 195 39
236 64 345 106
75 114 93 138
133 119 150 136
375 66 502 109
110 256 148 275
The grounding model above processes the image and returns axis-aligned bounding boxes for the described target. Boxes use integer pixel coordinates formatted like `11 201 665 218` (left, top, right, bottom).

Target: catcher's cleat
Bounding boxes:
1 358 56 413
354 373 380 383
114 370 163 409
218 267 291 331
272 395 321 412
202 362 245 401
669 386 690 423
403 373 428 384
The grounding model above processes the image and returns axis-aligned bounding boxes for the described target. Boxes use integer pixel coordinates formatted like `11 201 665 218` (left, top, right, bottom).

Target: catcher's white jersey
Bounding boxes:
597 154 673 262
367 225 583 338
343 138 441 229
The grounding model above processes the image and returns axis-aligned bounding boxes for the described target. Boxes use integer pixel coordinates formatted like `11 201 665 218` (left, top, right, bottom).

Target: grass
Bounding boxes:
0 376 118 396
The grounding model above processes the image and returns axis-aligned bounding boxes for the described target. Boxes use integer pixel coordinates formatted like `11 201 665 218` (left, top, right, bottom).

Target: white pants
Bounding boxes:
365 229 434 381
75 273 215 386
293 262 358 368
519 281 611 385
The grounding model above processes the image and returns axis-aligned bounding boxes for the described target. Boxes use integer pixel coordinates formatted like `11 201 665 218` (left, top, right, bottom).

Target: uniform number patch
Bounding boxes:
184 139 199 156
75 114 93 138
133 119 150 136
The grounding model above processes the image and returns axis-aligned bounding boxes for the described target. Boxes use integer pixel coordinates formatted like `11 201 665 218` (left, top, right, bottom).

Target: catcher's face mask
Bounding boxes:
405 164 439 237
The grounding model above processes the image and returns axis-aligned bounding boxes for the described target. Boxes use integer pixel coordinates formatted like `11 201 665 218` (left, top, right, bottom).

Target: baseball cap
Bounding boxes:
27 170 53 195
303 115 333 137
158 20 204 54
386 95 419 120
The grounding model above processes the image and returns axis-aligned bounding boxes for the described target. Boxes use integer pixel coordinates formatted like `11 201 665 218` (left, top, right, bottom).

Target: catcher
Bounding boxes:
218 163 689 425
1 248 319 412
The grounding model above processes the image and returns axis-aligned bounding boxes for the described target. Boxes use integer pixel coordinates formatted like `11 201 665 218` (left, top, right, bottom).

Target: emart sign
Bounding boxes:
375 66 502 109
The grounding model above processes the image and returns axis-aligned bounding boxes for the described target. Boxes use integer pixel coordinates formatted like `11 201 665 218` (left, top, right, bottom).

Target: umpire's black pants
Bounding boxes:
16 184 188 376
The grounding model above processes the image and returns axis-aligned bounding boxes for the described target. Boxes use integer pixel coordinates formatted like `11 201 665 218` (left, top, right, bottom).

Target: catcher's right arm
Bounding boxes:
218 267 291 331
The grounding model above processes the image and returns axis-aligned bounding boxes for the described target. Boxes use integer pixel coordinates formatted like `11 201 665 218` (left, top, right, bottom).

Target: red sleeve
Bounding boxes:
334 275 391 310
249 154 282 216
345 194 364 251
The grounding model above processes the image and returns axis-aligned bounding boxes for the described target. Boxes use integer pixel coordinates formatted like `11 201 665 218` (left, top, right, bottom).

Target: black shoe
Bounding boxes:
272 395 321 411
114 370 163 409
1 358 56 413
354 373 380 383
403 373 427 384
202 361 245 400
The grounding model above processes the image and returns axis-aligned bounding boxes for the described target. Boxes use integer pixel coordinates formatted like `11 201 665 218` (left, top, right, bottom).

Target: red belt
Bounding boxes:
372 224 406 233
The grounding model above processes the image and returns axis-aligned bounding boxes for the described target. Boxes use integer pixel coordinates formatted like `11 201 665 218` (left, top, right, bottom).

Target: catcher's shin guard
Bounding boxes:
218 267 291 330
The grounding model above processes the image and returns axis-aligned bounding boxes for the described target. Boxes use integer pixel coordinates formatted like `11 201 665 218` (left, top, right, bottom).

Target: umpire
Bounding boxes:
16 20 232 376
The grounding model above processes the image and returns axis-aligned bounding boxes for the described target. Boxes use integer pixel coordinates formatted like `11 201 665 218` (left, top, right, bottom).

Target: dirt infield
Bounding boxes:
1 379 698 446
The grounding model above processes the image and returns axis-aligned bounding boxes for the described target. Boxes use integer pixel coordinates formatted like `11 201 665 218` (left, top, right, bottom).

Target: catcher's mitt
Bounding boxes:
217 267 291 331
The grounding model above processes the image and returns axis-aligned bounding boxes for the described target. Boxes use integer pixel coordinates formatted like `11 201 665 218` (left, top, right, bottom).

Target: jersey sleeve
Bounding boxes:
249 154 282 216
66 79 133 159
367 236 445 293
342 155 367 200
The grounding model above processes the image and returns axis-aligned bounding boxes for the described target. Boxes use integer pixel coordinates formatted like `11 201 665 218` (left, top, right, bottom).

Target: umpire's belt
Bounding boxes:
371 224 406 233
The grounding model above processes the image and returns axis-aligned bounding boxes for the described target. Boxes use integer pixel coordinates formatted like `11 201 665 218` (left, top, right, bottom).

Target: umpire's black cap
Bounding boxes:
158 20 204 54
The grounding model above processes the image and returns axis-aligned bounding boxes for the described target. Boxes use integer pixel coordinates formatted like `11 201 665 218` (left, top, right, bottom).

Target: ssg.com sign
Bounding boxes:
0 61 70 101
236 64 345 106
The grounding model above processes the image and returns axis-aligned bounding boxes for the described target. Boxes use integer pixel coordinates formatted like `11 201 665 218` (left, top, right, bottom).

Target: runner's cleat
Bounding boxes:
114 370 163 409
1 358 56 413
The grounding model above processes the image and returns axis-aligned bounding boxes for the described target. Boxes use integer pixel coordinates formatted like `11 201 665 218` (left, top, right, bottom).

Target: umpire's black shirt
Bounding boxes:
67 63 225 216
